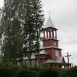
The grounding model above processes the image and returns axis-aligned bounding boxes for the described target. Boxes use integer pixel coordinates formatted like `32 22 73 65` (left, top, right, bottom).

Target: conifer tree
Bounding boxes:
1 0 24 62
1 0 44 64
23 0 44 66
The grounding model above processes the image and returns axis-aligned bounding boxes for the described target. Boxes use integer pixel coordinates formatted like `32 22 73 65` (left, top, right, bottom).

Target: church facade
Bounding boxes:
35 16 70 67
18 16 71 68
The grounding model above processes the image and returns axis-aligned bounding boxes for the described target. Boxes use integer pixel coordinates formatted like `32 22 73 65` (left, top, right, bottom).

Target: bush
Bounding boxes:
60 69 69 77
0 62 18 77
0 62 39 77
0 62 77 77
39 66 60 77
16 67 39 77
68 66 77 77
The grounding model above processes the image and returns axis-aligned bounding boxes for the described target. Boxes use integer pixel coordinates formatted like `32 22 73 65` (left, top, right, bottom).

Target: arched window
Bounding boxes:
48 31 50 38
37 60 38 65
51 31 52 38
54 31 55 39
45 31 47 39
54 42 56 46
56 51 59 57
17 62 21 66
27 60 30 66
32 60 35 65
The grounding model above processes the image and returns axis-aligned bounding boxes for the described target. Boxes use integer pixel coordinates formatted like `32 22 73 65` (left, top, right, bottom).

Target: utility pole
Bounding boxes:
65 52 71 69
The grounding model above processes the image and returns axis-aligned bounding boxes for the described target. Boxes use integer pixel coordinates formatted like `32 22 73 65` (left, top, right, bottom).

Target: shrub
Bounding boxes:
0 62 18 77
39 66 60 77
16 67 38 77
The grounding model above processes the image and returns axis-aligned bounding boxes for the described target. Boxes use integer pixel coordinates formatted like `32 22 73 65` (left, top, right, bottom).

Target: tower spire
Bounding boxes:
44 12 55 28
49 11 50 18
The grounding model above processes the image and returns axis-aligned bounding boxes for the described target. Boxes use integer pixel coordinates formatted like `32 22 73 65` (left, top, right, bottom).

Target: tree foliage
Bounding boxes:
1 0 24 62
1 0 44 64
23 0 44 66
0 61 77 77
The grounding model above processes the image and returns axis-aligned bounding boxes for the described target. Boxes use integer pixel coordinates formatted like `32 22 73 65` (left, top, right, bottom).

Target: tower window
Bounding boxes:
51 31 52 38
56 51 59 57
48 31 50 38
45 31 47 39
54 31 55 39
54 42 56 46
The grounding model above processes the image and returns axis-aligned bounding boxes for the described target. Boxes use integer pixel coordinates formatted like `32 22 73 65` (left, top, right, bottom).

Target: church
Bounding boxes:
18 16 71 68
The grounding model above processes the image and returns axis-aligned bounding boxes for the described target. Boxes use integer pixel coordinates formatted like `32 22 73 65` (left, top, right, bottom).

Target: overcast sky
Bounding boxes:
0 0 77 66
41 0 77 66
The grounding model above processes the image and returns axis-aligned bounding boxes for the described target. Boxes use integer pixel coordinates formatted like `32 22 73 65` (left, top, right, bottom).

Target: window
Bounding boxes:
56 51 59 57
54 42 56 46
27 60 30 66
48 31 50 38
37 60 38 65
45 31 47 39
51 31 52 38
17 62 20 66
32 60 35 65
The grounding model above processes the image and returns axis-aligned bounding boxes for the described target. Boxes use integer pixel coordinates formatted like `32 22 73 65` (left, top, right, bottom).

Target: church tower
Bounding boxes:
42 16 62 61
18 15 70 68
38 16 71 68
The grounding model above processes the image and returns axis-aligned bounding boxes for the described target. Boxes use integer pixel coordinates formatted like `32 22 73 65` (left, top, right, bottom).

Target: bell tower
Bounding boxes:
44 16 57 40
43 16 58 48
42 16 62 61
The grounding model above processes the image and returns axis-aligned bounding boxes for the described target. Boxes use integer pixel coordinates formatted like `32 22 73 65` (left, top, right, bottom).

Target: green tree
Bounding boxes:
33 0 44 66
23 0 44 66
68 66 77 77
1 0 44 64
0 61 19 77
1 0 24 63
39 66 60 77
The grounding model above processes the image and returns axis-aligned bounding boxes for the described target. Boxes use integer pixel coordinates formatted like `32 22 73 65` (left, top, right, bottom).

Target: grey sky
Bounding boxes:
41 0 77 65
0 0 77 65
